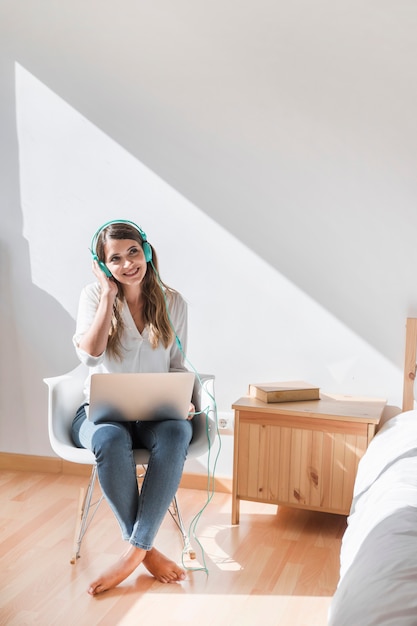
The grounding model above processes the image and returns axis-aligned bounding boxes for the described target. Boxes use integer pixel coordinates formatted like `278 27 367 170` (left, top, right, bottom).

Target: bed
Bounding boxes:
328 318 417 626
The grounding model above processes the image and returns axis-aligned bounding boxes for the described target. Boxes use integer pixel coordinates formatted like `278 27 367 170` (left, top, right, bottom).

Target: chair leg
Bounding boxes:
168 495 196 559
70 465 104 564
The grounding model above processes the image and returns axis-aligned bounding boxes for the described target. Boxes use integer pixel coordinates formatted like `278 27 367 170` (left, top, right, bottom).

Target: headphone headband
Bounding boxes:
90 219 148 253
90 219 152 275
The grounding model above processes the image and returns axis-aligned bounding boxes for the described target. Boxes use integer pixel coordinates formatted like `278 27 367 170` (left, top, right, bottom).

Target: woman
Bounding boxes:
71 220 194 595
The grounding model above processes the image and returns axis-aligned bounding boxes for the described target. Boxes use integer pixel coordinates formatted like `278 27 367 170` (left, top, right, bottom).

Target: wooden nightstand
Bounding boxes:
231 393 386 524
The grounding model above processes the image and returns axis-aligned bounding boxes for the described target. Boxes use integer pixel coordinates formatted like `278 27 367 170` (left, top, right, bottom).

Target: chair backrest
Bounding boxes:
44 363 94 464
44 366 217 465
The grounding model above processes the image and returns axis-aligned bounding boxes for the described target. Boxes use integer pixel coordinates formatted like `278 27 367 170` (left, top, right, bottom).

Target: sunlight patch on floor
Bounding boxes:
116 592 331 626
186 522 243 571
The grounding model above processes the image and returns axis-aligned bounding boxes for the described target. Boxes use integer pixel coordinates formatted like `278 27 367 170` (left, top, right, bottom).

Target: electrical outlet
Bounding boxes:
217 412 234 433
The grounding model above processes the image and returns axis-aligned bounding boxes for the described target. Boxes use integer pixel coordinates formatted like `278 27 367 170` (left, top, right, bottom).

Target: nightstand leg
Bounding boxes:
232 409 240 524
232 496 240 525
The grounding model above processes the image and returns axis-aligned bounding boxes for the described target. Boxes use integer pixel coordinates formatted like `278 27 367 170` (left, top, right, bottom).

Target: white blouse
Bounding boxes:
73 281 188 401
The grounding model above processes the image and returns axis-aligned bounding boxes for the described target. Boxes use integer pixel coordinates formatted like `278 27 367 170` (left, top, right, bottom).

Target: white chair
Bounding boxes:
44 364 216 564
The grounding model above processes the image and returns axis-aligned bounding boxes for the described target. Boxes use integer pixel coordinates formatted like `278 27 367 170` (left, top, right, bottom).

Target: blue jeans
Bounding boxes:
71 405 193 550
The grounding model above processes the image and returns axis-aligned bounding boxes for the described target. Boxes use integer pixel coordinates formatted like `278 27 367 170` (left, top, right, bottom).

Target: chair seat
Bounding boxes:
44 364 217 562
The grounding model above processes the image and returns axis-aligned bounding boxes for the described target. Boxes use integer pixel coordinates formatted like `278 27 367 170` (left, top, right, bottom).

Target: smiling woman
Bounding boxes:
102 237 149 336
70 219 196 595
88 220 176 358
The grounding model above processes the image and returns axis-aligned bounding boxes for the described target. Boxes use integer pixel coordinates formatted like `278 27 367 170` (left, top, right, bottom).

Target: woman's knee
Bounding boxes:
91 423 131 459
159 420 193 450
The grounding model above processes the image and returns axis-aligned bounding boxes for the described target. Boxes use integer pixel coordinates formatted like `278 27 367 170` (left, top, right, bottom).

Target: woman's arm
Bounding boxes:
78 291 115 356
76 262 118 358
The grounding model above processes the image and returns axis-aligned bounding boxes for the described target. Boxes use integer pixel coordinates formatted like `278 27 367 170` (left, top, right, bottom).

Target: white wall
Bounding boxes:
1 1 417 477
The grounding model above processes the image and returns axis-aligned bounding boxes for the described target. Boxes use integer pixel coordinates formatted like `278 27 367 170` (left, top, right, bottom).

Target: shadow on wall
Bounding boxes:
4 60 407 466
0 60 77 456
13 63 405 420
0 225 77 455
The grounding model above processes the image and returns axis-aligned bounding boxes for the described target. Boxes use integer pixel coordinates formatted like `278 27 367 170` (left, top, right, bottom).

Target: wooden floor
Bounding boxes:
0 470 346 626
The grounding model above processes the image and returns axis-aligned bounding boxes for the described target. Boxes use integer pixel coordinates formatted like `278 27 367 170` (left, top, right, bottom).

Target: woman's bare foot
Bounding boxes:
143 547 186 583
88 544 147 596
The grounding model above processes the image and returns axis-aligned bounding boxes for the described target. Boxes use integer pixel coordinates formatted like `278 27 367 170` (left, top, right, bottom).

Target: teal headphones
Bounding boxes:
90 219 153 277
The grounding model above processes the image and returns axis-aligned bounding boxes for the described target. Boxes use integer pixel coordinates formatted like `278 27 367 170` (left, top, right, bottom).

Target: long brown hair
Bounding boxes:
95 222 176 359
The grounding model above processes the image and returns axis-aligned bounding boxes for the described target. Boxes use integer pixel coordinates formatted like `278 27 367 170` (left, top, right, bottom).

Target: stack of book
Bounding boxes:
248 381 320 403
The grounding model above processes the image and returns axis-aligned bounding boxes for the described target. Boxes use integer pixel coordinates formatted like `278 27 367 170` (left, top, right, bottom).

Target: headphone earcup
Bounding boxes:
98 261 113 277
143 241 152 263
91 252 113 277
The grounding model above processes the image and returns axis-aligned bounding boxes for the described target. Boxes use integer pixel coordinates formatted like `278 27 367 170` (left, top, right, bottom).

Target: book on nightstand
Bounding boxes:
248 381 320 403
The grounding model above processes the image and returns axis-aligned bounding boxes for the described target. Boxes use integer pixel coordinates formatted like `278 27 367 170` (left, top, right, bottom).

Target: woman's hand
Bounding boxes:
92 261 118 298
187 402 196 420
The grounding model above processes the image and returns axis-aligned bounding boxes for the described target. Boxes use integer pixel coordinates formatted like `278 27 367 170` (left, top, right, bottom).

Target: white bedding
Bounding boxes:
328 410 417 626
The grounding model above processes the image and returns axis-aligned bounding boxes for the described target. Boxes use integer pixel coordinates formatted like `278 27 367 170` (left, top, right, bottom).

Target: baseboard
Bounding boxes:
0 452 232 493
179 472 232 493
0 452 63 474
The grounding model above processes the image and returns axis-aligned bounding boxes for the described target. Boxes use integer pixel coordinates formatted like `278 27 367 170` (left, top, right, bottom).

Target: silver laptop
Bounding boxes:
88 372 195 422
